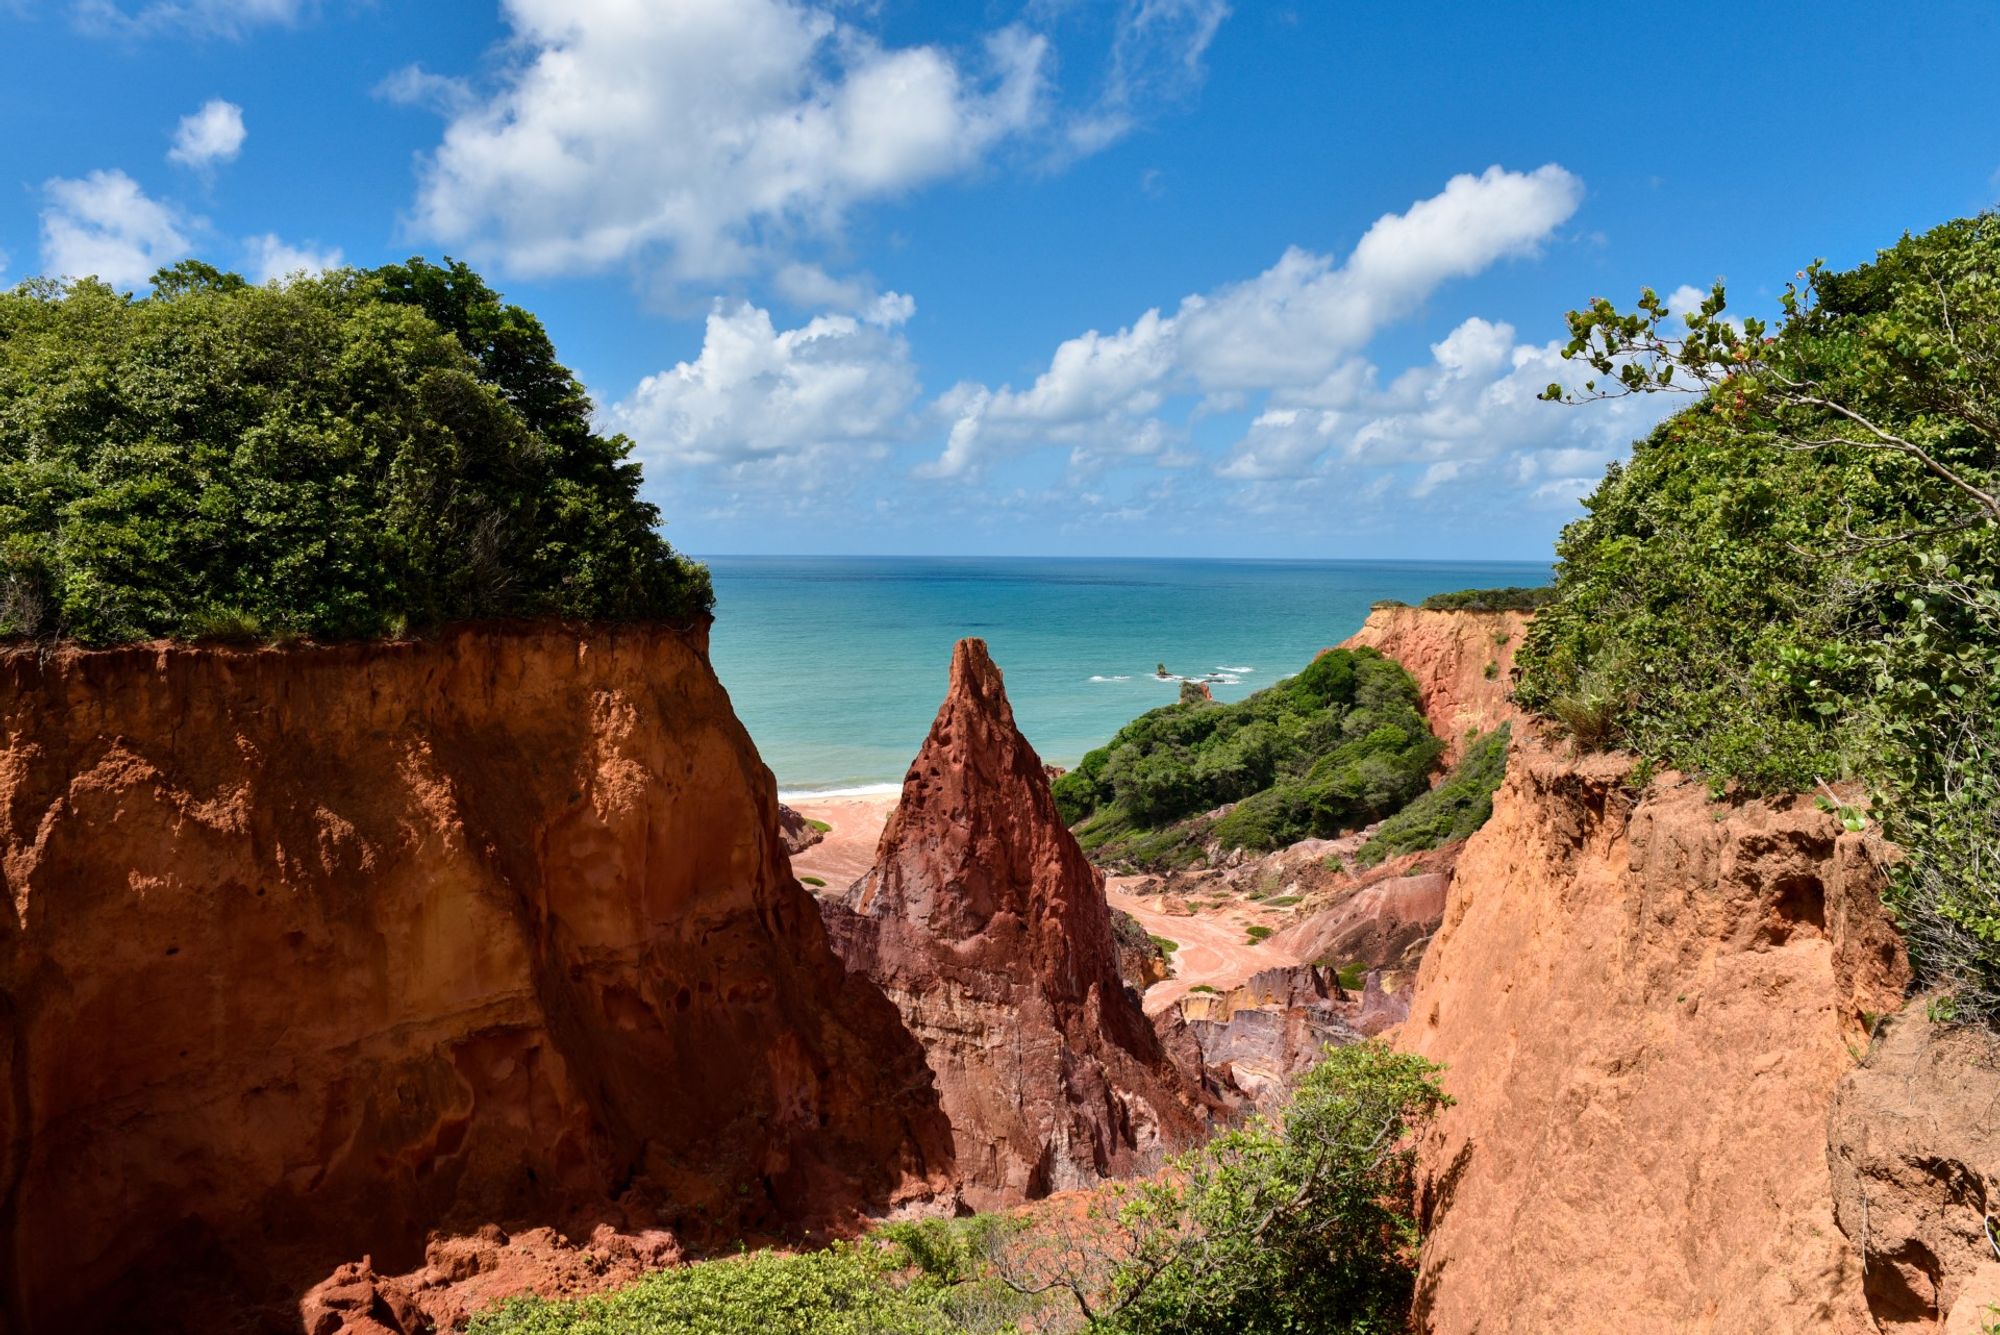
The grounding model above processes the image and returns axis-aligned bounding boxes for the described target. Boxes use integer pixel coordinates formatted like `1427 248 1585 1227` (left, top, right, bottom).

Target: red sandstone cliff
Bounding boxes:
0 625 950 1333
1399 737 1909 1333
1339 605 1530 764
822 639 1208 1209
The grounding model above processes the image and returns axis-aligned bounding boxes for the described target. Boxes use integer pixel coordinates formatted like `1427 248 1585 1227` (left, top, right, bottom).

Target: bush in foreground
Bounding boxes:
466 1043 1449 1335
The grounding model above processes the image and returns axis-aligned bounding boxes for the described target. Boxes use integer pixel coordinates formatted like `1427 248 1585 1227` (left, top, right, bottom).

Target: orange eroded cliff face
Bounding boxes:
1400 737 1908 1334
0 625 949 1333
1339 606 1530 764
822 640 1209 1210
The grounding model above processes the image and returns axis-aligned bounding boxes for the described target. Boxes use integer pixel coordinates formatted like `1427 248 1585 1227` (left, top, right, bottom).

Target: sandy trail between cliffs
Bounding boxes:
787 793 1293 1012
1105 880 1300 1013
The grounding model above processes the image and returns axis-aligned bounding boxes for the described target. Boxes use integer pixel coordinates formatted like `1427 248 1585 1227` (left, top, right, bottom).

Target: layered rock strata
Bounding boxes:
0 625 949 1333
1339 605 1531 764
822 639 1208 1209
1401 737 1909 1333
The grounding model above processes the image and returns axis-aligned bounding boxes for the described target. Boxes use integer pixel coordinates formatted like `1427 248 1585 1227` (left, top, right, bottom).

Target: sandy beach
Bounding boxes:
786 793 897 891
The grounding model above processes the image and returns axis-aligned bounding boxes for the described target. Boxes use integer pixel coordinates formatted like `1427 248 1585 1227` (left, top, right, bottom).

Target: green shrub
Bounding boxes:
1148 935 1180 955
0 259 711 645
1245 925 1274 943
1417 586 1553 612
1355 725 1511 867
1031 1042 1451 1335
465 1241 966 1335
799 876 826 888
1188 984 1220 995
1264 894 1302 908
807 819 832 833
1519 215 2000 1022
1061 649 1440 865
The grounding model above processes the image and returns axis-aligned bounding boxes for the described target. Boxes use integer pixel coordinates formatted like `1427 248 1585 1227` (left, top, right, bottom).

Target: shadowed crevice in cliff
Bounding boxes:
821 638 1211 1210
0 624 951 1334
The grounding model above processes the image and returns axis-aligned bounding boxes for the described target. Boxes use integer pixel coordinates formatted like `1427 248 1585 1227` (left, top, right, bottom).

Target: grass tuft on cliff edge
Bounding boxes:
1517 214 2000 1025
0 258 712 646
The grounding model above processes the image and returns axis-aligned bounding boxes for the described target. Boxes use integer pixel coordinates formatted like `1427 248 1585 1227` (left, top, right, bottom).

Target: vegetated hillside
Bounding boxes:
1517 213 2000 1023
0 258 712 645
1370 586 1553 613
1052 647 1442 867
1354 722 1510 867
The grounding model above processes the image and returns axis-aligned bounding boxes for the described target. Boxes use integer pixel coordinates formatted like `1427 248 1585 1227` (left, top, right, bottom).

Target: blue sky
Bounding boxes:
5 1 1999 560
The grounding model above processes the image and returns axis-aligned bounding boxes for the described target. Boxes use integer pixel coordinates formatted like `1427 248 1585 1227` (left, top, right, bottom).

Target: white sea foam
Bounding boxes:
776 782 903 802
1216 665 1254 674
1088 674 1133 683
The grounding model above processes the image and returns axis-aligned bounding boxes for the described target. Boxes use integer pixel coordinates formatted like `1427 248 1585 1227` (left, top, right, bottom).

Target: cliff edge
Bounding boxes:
1340 605 1529 764
0 625 949 1332
1400 736 1908 1333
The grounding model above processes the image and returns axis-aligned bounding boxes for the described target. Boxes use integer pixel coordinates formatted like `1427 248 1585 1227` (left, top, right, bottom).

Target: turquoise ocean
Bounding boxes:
703 556 1551 795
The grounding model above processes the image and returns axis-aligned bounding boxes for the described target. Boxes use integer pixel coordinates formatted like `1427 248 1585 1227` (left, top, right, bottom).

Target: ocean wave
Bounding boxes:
1088 674 1133 683
776 782 903 802
1215 665 1254 674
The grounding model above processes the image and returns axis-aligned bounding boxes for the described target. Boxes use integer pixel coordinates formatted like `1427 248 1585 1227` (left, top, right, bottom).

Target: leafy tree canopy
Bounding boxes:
1519 214 2000 1021
0 258 711 645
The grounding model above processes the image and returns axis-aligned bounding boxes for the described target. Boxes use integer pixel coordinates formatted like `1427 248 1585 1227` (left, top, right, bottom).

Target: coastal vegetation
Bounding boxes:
1354 724 1511 867
1051 647 1441 866
1518 215 2000 1023
0 259 712 646
465 1043 1448 1335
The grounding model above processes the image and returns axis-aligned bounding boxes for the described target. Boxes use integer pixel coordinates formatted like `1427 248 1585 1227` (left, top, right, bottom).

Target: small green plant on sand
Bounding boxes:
1245 925 1274 944
799 876 826 888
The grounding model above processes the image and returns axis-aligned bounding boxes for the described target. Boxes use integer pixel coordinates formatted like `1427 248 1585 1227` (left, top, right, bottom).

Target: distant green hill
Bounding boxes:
0 258 710 646
1052 647 1442 867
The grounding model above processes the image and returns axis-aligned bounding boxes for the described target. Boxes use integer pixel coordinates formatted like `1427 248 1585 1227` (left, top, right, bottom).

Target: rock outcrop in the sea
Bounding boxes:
1828 1010 2000 1330
822 638 1208 1209
0 626 950 1333
1339 605 1530 763
1400 736 1909 1333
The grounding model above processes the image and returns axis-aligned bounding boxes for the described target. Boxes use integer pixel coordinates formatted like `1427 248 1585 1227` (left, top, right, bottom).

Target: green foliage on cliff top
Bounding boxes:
1052 648 1442 867
1355 723 1511 868
1416 586 1553 612
0 258 711 645
1517 214 2000 1022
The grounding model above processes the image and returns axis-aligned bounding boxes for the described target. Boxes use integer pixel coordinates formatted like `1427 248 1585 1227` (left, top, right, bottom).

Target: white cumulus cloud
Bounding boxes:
243 233 342 282
605 293 921 486
39 170 191 289
168 98 246 168
922 164 1584 478
402 0 1049 283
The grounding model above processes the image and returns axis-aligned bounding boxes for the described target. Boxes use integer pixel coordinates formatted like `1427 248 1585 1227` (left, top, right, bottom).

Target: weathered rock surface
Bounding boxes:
1272 870 1449 973
1828 1009 2000 1329
822 639 1208 1209
300 1218 683 1335
1339 605 1530 764
776 802 825 856
0 626 949 1333
1176 965 1360 1109
1401 737 1909 1334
